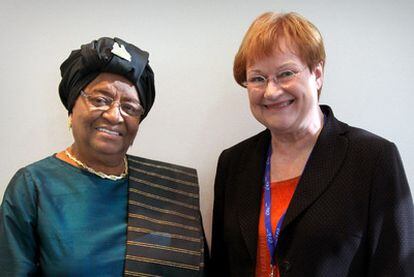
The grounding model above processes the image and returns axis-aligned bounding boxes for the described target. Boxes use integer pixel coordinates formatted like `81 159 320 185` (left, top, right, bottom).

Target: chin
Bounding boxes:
256 114 293 130
92 143 127 157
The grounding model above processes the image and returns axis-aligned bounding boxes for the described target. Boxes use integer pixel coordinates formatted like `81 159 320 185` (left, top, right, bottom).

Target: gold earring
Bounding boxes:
68 116 72 130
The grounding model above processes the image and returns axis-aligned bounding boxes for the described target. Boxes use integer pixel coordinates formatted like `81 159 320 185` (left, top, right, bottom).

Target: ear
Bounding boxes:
313 61 324 90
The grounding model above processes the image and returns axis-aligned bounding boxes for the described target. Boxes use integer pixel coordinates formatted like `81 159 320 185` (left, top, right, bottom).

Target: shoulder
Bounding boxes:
346 124 394 147
14 155 74 186
23 155 62 173
6 155 57 187
2 156 54 206
341 122 398 163
344 126 405 180
220 130 270 160
126 155 201 213
3 155 78 201
127 154 197 176
323 105 396 158
126 155 199 195
344 121 391 143
323 107 407 185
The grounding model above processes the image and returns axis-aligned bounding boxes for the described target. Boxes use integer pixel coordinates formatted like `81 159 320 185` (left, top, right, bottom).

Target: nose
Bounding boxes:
102 102 124 123
263 78 283 99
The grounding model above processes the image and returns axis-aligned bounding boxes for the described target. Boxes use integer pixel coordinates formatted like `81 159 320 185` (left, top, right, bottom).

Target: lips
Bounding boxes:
264 99 295 109
96 127 123 136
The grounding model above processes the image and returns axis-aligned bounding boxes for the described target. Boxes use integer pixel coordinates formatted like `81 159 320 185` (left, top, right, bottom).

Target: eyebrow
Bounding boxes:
247 62 301 75
277 62 302 70
89 89 115 97
246 69 264 75
90 89 140 103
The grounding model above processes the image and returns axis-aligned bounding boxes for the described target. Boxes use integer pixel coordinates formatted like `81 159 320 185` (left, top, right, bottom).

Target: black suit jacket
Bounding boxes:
210 105 414 276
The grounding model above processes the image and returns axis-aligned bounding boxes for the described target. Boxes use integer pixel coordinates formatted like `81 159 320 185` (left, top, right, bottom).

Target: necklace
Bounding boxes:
65 149 128 181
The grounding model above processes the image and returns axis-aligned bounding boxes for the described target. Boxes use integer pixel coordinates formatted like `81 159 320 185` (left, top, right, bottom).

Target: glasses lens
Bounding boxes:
82 91 143 118
276 70 298 85
120 103 143 117
87 95 113 108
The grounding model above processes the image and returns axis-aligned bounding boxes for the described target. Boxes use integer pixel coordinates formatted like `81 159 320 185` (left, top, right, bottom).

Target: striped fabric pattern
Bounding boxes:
124 155 205 277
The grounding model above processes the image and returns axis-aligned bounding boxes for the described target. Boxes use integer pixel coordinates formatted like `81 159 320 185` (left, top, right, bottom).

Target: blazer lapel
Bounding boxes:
236 130 271 261
282 105 349 230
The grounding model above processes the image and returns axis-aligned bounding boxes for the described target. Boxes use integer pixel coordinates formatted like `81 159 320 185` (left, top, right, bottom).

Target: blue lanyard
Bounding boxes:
264 145 285 266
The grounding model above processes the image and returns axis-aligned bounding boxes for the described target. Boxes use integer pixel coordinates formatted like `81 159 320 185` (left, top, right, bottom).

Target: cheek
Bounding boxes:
127 122 140 139
71 112 92 130
126 125 139 146
71 114 83 132
71 118 89 142
247 90 262 105
288 82 315 101
304 78 320 95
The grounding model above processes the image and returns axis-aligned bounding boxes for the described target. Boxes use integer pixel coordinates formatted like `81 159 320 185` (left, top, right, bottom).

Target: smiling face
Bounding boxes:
70 72 140 163
246 41 323 136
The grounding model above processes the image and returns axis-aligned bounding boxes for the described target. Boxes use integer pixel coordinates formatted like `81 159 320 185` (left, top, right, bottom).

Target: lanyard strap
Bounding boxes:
264 145 286 266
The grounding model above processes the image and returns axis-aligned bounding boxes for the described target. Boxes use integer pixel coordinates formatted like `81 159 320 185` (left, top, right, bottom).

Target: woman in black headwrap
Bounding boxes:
0 37 207 276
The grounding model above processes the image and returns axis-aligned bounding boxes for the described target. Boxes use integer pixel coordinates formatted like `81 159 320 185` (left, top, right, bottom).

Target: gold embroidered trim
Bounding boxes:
128 226 201 242
129 200 197 221
125 255 200 271
129 177 199 199
124 270 161 277
129 188 198 210
129 213 199 231
129 166 198 187
128 158 197 178
127 240 201 256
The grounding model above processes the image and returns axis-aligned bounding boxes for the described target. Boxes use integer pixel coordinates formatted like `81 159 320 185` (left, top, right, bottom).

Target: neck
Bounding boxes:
270 108 324 156
69 145 126 176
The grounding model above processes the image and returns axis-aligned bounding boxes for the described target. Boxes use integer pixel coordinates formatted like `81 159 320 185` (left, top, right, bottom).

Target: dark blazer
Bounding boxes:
210 105 414 277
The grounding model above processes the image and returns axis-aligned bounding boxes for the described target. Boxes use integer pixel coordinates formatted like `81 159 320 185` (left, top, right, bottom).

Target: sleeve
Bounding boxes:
210 150 230 276
0 169 39 275
368 143 414 276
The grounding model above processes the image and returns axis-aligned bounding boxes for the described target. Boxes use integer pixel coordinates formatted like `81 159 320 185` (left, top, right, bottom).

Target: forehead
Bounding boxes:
85 72 138 99
247 46 304 71
246 35 300 63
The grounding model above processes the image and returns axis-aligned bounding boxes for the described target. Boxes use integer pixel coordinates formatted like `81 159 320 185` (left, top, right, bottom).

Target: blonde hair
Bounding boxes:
234 12 326 95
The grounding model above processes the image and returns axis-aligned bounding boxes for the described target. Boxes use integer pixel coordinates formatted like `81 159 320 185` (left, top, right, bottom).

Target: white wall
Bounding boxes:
1 0 413 246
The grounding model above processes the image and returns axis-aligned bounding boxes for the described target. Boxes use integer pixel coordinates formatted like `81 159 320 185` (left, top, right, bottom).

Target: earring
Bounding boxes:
68 116 72 130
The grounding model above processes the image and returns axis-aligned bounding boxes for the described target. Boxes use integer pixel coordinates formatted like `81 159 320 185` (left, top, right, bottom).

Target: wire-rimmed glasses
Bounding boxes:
80 90 144 118
243 67 307 90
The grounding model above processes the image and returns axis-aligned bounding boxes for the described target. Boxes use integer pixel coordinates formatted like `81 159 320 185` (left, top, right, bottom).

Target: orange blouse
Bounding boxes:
255 176 299 277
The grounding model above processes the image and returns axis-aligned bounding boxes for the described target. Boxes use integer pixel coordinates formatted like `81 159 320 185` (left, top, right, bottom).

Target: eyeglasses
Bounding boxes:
243 67 306 90
80 90 144 118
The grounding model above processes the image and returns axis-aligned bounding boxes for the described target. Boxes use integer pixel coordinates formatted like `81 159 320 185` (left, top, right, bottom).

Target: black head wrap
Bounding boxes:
59 37 155 119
